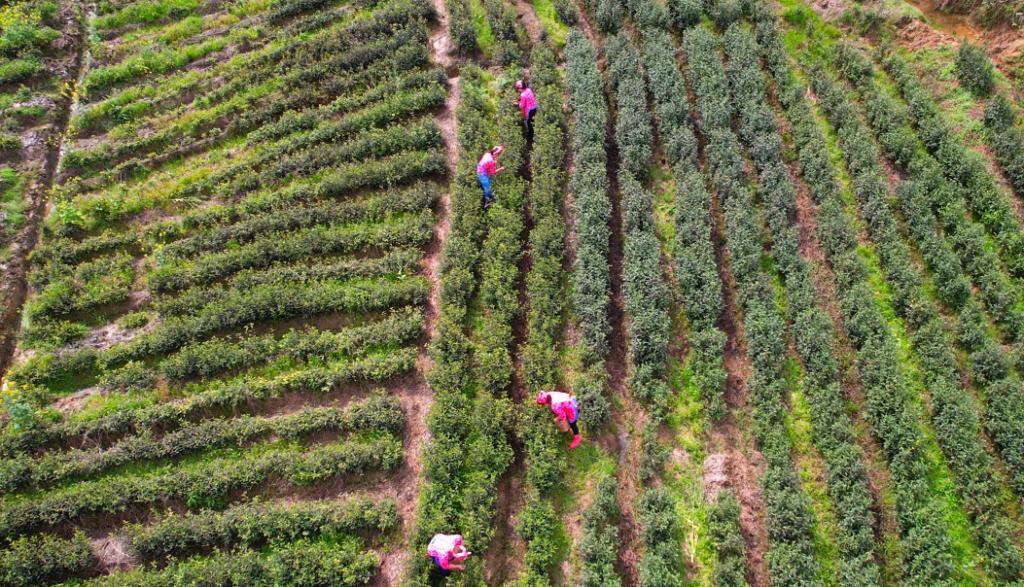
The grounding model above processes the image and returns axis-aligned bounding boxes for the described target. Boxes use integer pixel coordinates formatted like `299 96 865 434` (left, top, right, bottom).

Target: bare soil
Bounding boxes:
894 17 958 51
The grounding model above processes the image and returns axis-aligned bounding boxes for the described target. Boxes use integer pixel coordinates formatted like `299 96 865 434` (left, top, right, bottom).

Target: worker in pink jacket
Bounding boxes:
427 533 471 577
516 80 537 142
477 145 506 209
536 390 582 449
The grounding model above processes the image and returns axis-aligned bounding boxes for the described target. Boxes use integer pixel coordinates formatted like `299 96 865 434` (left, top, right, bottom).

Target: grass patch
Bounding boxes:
527 0 568 48
466 0 495 59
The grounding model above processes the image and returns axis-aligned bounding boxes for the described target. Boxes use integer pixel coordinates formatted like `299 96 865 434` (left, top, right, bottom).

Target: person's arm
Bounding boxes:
495 166 506 173
449 563 466 571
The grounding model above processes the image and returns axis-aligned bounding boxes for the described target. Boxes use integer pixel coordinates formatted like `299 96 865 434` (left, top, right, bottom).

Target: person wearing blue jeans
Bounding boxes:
477 145 506 208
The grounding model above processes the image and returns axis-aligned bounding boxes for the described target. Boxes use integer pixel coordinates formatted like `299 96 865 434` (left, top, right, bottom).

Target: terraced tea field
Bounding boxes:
1 0 1023 584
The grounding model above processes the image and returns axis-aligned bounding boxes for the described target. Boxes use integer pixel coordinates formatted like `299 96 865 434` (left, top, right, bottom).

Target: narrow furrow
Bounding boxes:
0 1 89 376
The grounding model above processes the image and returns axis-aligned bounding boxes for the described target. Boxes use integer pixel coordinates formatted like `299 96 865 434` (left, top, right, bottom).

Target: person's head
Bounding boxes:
491 145 505 158
536 390 550 404
516 80 527 90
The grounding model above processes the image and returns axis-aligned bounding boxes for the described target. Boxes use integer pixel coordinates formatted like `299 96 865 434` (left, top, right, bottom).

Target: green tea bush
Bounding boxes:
97 361 157 393
227 249 421 290
0 434 403 541
593 0 624 32
984 94 1024 198
147 211 434 294
517 47 572 587
884 54 1024 279
475 74 527 396
0 531 94 587
482 0 524 65
74 539 378 587
3 353 413 458
161 308 422 380
521 45 569 402
119 274 427 358
797 54 995 586
243 82 447 151
26 252 135 323
730 24 883 587
84 39 228 94
552 0 578 24
159 183 438 262
707 490 750 587
579 474 620 587
565 29 612 363
412 68 514 587
254 120 443 185
636 489 681 587
126 497 399 562
955 41 995 97
834 46 1024 578
667 0 701 28
0 396 404 493
564 29 614 428
71 26 438 175
447 0 479 54
688 23 828 587
516 494 559 585
639 27 725 420
607 33 652 182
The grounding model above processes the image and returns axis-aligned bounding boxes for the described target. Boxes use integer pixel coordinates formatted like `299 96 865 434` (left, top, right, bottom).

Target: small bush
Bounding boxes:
956 41 995 97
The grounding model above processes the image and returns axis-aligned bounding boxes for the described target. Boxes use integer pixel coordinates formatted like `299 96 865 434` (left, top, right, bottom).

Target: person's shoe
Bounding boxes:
570 434 582 449
483 199 493 210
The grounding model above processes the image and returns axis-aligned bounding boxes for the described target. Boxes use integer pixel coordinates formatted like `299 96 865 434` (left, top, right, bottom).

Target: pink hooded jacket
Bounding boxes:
543 391 578 422
427 534 466 570
519 88 537 119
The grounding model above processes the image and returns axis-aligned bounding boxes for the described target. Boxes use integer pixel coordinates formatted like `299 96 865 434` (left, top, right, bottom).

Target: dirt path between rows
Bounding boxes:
0 2 89 377
372 5 459 585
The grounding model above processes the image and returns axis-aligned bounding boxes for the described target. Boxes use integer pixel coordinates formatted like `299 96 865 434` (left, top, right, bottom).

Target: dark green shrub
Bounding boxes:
708 491 750 587
579 474 620 587
0 532 94 587
80 539 377 587
955 41 995 97
448 0 479 53
595 0 624 33
552 0 578 24
0 434 403 540
126 497 398 562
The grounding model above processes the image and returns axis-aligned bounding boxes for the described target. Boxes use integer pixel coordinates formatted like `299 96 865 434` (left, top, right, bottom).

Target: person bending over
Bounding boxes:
536 390 582 449
427 533 471 577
